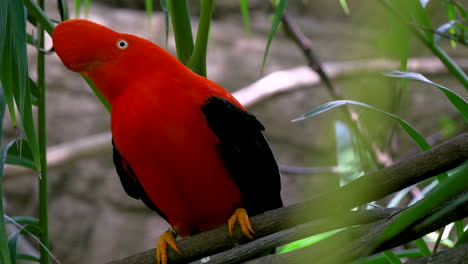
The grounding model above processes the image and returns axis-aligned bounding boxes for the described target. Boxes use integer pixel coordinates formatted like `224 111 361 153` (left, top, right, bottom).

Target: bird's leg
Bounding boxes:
156 227 182 264
228 208 255 239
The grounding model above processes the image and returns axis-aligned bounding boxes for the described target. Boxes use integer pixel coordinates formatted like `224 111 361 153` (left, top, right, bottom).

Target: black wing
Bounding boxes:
201 96 283 216
112 140 167 220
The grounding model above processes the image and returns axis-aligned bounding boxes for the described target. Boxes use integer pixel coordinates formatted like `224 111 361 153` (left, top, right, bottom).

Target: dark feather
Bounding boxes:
112 140 167 220
201 97 283 216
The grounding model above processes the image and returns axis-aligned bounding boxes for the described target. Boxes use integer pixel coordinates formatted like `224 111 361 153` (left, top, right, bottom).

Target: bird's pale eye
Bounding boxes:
116 39 128 50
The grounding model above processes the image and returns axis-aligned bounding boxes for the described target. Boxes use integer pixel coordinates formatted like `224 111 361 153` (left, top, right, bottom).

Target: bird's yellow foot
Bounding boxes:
156 229 182 264
228 208 255 239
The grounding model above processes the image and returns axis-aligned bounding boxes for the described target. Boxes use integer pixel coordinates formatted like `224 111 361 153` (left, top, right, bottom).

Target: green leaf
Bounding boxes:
0 84 6 137
84 0 91 18
57 0 69 21
6 216 40 237
5 139 37 170
0 141 16 181
455 220 464 240
7 141 35 169
6 155 36 170
6 0 42 171
6 216 39 227
339 0 350 15
240 0 252 34
3 215 60 264
276 229 343 254
406 0 433 39
0 211 11 264
453 0 468 21
414 237 431 256
1 8 16 126
456 226 468 246
0 80 11 264
293 100 430 151
353 249 422 264
376 163 468 249
82 74 111 112
159 0 169 46
0 0 7 65
420 190 468 228
383 71 468 122
8 230 20 263
381 250 402 264
145 0 153 32
443 1 458 47
16 254 40 262
29 77 39 100
75 0 82 18
261 0 288 71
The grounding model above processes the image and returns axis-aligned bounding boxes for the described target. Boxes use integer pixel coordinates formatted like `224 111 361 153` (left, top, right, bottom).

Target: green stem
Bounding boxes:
423 40 468 90
167 0 194 64
187 0 214 77
23 0 54 36
37 1 49 263
82 75 111 112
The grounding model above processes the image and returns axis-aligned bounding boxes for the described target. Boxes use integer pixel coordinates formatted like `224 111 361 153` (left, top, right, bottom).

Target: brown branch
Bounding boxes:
188 208 402 264
246 194 468 264
405 244 468 264
106 133 467 264
108 208 401 264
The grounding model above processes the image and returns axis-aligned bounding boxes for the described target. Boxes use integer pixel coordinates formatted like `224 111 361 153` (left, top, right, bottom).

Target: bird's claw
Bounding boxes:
156 229 182 264
228 208 255 239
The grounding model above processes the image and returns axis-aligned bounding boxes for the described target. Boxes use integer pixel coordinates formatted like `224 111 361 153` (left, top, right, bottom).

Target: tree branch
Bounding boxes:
405 244 468 264
246 195 468 264
188 208 402 264
106 133 467 264
108 208 401 264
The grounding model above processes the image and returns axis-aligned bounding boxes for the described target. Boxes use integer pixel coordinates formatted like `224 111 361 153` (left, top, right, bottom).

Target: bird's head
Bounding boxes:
52 19 184 103
52 19 140 73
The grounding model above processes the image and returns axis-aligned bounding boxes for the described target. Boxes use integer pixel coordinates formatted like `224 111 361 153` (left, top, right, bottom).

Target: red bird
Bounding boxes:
52 19 282 263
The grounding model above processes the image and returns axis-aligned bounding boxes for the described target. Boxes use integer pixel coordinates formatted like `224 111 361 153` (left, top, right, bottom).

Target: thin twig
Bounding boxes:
281 12 337 97
432 226 446 254
279 165 338 175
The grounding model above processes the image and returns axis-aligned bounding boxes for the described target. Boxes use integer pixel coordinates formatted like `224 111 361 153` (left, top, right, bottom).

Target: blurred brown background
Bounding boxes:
2 0 467 263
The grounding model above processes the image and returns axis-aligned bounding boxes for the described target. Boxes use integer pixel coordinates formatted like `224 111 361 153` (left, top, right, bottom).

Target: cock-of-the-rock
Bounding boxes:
52 19 283 264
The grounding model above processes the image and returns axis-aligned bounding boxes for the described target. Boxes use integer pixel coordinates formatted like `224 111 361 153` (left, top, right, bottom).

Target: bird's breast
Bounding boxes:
110 85 242 233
